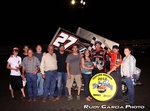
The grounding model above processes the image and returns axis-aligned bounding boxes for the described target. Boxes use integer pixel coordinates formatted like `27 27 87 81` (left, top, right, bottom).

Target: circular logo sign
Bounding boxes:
89 73 117 101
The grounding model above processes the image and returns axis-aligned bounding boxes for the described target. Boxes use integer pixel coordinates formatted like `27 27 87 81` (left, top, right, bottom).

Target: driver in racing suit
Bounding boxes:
107 45 123 102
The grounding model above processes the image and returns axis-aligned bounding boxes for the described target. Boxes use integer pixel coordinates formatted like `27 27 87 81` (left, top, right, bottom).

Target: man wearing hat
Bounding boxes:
6 47 26 102
107 45 123 102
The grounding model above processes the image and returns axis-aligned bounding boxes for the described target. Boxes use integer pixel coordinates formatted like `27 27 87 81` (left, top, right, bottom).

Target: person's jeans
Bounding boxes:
124 76 135 103
43 70 57 99
82 74 92 97
37 72 44 96
25 73 38 99
57 72 68 96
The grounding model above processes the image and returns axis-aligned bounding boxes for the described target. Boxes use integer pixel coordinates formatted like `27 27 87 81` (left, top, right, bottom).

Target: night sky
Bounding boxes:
1 1 150 46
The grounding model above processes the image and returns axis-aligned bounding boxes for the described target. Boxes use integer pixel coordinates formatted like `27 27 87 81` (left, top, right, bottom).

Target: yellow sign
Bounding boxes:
89 73 117 101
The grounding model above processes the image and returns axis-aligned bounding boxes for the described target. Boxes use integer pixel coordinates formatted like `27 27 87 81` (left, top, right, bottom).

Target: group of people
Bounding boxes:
91 41 136 104
7 45 44 102
7 44 69 103
6 40 137 104
92 41 136 104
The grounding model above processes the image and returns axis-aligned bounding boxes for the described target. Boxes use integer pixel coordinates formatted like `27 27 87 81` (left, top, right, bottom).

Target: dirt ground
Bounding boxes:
0 54 150 111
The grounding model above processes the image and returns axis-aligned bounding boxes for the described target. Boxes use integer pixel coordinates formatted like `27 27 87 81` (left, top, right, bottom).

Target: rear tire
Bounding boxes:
122 82 128 95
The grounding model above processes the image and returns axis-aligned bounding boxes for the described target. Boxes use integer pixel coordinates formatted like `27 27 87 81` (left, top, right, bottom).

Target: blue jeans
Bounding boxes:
124 76 135 103
37 72 44 96
25 73 38 99
43 70 57 99
57 72 68 96
82 74 92 97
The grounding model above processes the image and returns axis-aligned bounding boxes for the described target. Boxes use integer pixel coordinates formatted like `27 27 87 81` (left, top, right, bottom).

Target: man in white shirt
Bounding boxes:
40 45 57 102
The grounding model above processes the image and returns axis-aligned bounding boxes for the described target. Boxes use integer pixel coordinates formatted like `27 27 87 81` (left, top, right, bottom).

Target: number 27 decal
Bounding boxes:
53 32 78 49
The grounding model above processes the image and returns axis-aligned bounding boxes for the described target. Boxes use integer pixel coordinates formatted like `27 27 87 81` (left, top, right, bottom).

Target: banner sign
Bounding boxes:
89 73 117 101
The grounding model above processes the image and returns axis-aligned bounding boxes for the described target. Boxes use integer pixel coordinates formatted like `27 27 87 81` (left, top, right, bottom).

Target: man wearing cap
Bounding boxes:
54 43 69 100
107 45 123 102
6 47 26 102
90 41 107 75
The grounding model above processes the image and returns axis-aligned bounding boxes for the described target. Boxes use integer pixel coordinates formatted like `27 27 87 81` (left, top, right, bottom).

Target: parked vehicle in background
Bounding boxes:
122 67 142 95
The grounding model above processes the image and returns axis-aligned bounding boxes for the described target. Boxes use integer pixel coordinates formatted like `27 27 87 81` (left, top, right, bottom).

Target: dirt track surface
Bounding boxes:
0 55 150 111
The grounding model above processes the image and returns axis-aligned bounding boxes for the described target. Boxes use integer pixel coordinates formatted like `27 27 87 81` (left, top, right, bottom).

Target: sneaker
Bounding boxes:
76 95 80 100
67 95 73 100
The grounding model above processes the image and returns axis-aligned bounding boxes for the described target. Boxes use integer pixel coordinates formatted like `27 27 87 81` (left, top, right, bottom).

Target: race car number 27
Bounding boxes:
53 32 78 49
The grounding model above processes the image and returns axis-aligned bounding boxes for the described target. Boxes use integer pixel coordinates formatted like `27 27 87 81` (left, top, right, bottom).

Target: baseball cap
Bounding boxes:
112 45 119 49
13 47 19 52
95 41 102 45
59 43 64 47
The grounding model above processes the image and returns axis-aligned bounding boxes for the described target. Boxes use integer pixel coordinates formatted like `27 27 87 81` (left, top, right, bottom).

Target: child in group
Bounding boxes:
6 47 26 102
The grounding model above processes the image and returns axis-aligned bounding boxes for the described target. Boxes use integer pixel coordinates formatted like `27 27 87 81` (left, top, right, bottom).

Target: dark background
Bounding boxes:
0 1 150 110
1 1 150 46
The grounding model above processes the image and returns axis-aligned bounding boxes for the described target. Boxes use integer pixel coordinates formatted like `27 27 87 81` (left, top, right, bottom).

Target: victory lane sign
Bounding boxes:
89 73 117 101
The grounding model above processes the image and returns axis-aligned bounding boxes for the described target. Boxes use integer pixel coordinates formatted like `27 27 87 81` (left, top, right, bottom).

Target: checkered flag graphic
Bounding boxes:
88 36 97 51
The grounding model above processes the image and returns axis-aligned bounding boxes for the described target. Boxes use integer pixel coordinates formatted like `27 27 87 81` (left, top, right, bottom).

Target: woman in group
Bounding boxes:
121 47 136 104
81 49 94 101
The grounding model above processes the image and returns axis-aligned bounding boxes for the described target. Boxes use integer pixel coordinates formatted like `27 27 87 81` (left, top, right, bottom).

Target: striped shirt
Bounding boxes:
22 56 40 74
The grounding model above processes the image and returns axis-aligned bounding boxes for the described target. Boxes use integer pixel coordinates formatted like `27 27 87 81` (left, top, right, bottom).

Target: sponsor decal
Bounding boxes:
50 27 90 54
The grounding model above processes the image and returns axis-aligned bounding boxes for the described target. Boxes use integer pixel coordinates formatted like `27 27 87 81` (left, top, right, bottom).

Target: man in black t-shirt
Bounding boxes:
55 43 69 100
